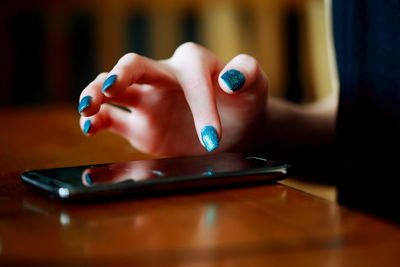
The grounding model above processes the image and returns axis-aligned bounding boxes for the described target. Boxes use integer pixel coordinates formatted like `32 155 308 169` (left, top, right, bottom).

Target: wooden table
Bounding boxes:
0 104 399 266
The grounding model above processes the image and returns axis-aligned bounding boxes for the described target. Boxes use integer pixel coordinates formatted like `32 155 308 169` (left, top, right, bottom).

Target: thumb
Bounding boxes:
218 54 266 94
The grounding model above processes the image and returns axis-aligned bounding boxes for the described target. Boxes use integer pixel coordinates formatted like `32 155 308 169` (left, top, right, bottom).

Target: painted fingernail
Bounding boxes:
201 126 219 152
78 95 92 113
221 69 245 92
83 120 91 134
102 74 117 93
85 173 93 185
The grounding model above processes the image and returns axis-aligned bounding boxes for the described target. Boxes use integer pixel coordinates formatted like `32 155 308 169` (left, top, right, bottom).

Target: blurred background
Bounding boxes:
0 0 336 107
0 0 339 201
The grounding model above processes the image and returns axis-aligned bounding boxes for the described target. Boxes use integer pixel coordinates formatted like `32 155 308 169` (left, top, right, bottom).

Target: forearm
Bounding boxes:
263 95 337 152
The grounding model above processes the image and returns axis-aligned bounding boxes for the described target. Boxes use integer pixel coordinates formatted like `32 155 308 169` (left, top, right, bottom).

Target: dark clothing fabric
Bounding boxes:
333 0 400 222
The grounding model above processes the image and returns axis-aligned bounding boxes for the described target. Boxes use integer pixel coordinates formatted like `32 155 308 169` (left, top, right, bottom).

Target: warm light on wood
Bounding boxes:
0 105 399 265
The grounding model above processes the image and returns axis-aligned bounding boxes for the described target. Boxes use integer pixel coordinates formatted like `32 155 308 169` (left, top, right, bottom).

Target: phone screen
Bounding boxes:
21 153 289 200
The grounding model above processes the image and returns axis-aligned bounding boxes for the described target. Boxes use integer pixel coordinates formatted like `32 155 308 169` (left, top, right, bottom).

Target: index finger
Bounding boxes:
169 42 222 152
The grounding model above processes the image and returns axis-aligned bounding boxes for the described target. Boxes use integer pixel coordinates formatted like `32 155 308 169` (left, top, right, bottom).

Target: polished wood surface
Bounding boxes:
1 104 399 266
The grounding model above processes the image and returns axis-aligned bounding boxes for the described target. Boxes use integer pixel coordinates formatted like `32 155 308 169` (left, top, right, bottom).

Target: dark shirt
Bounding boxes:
333 0 400 222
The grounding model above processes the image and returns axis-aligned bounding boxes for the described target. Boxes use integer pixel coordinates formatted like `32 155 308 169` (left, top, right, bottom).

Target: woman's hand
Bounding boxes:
78 42 269 156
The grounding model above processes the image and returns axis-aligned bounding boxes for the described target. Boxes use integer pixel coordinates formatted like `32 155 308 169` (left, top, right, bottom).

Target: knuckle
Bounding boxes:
170 42 211 67
116 52 145 74
119 52 140 64
174 42 201 56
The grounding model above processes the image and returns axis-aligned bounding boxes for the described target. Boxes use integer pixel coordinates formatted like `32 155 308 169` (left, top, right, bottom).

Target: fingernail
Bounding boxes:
221 69 245 92
78 95 92 113
85 173 93 185
201 126 219 152
83 120 91 134
102 74 117 93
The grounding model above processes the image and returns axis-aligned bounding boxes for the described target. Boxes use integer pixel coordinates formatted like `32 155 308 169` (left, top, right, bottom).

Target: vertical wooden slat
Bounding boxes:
46 5 71 101
148 3 182 60
303 0 337 101
200 1 242 62
253 0 287 98
94 0 126 71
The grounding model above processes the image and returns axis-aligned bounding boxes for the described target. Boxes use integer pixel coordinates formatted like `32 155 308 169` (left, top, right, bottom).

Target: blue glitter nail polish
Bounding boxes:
221 69 245 92
83 120 91 134
78 95 92 113
201 126 219 152
102 74 117 92
85 173 93 185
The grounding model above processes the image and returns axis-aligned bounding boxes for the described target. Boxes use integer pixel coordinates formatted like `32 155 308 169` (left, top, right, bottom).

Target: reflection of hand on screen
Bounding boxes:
81 160 159 186
81 153 269 187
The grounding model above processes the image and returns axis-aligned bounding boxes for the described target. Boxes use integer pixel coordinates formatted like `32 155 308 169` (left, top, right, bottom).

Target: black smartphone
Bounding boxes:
21 153 289 201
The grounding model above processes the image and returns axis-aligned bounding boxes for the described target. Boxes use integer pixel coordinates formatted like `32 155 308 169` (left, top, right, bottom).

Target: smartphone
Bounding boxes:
21 153 289 201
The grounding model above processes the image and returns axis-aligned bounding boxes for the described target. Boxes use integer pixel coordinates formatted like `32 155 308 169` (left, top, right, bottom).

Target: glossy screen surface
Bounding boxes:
28 153 286 189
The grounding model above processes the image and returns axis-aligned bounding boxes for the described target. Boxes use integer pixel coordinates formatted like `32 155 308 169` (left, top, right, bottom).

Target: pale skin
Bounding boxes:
79 42 337 157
